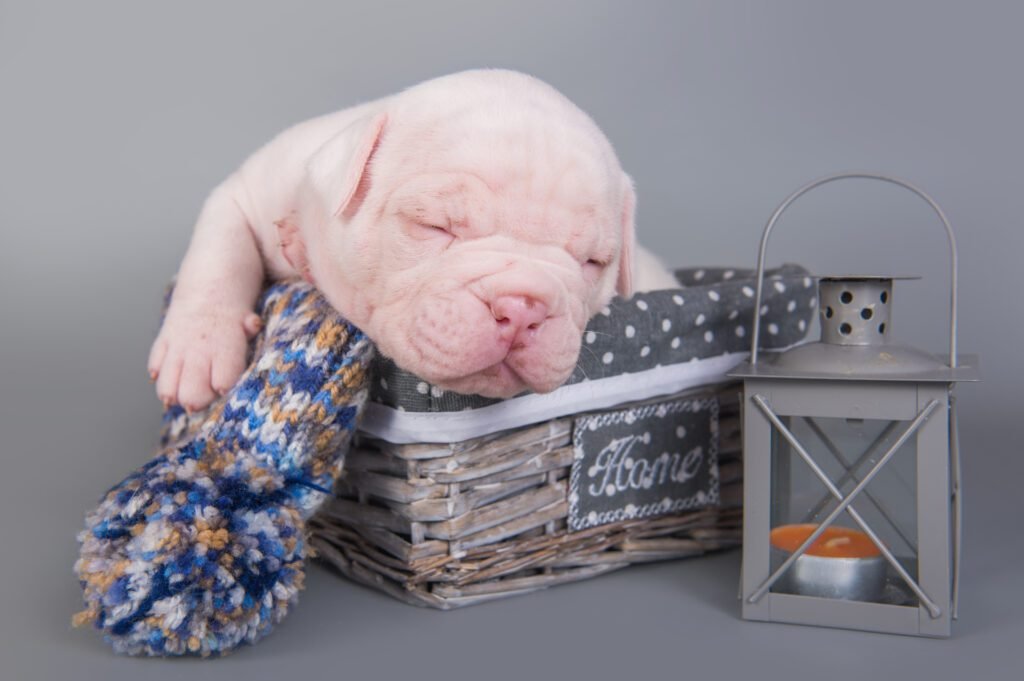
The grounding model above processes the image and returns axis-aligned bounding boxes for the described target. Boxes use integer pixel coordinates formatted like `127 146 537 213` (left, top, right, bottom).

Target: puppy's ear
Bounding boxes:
615 174 636 299
306 110 389 220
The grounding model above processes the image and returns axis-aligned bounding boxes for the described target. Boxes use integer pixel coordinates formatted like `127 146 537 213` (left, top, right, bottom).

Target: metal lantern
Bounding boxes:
728 173 980 637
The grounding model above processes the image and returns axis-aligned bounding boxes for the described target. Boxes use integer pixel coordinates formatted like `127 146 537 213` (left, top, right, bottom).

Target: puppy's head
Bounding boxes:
292 70 635 398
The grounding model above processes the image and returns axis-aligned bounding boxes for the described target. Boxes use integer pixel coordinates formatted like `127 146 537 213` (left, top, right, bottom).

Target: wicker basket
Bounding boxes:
309 382 742 609
308 265 815 607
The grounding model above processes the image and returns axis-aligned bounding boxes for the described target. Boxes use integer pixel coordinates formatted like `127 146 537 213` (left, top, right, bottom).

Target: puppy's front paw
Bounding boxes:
147 304 262 412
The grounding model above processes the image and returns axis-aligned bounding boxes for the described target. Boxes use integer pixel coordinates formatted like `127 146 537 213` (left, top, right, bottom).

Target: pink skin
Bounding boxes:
149 70 644 411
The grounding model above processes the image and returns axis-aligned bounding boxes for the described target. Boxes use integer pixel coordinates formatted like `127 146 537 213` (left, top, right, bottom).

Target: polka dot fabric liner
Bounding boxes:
371 264 815 413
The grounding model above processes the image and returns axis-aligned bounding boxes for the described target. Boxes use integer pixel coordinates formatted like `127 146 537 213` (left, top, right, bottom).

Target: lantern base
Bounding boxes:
743 589 950 638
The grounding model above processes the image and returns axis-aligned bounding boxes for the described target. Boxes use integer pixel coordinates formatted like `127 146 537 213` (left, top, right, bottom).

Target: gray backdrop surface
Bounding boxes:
1 2 1021 680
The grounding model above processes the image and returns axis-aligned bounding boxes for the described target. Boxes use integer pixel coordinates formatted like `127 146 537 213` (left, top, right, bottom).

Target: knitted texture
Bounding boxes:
73 280 374 656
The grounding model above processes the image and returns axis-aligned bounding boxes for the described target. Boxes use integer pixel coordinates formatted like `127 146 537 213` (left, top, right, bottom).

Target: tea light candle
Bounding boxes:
770 524 887 601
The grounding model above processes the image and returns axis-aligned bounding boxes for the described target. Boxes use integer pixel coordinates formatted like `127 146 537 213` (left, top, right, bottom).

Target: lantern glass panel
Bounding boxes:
769 415 920 606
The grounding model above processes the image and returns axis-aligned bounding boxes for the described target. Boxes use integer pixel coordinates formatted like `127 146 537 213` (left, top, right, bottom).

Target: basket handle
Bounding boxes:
749 172 958 367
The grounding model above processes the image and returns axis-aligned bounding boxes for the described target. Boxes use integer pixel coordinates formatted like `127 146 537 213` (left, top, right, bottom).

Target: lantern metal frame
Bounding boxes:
728 172 980 637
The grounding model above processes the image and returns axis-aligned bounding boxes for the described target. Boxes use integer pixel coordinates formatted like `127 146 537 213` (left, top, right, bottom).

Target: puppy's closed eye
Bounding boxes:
583 258 608 280
409 222 455 242
420 223 452 236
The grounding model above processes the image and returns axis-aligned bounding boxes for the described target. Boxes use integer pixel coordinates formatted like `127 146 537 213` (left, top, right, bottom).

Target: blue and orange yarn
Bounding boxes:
73 280 374 656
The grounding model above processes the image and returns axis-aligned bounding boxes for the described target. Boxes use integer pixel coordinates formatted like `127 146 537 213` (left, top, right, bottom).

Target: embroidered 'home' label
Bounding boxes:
568 397 719 531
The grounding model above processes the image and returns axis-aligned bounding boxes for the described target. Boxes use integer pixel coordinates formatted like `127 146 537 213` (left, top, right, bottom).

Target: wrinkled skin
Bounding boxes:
149 69 672 411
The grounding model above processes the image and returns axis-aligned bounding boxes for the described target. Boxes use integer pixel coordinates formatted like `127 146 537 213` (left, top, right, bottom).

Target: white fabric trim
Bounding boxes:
359 352 749 444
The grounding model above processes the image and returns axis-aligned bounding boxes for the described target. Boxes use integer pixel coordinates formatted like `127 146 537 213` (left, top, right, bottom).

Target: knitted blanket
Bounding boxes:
73 280 374 656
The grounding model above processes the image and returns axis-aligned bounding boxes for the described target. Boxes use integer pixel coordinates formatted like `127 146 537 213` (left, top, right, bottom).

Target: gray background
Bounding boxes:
1 1 1021 679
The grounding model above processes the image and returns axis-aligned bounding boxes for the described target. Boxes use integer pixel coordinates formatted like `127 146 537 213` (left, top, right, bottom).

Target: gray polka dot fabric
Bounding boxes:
371 264 815 413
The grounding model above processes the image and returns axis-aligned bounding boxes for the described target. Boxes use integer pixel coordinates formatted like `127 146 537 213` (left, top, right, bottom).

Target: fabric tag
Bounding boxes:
568 396 719 531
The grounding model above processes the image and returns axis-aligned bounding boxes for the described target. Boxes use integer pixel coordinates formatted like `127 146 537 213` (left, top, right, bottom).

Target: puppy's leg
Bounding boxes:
148 174 265 411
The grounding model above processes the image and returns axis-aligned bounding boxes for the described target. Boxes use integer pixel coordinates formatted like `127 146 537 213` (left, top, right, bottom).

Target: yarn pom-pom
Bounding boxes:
74 282 373 656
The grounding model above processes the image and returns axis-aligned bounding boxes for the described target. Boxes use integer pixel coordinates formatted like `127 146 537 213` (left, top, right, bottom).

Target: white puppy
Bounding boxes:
149 69 675 411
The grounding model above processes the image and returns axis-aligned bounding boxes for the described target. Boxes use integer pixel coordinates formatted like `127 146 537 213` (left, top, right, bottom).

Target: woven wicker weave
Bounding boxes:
310 382 743 608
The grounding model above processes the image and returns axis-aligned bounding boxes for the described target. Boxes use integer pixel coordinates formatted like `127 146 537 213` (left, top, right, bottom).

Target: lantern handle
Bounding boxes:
750 172 958 367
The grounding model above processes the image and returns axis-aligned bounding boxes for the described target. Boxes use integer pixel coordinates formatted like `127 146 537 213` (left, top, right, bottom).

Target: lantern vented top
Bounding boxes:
818 276 907 347
734 274 978 381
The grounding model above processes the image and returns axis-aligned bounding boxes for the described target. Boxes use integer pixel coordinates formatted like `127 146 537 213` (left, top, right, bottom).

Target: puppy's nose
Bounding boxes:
490 295 549 347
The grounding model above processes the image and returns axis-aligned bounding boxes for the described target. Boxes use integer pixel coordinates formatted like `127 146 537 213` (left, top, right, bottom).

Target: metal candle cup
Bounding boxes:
770 524 887 602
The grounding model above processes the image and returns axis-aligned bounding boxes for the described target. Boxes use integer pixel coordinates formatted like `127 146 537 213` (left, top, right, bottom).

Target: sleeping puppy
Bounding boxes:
149 69 676 411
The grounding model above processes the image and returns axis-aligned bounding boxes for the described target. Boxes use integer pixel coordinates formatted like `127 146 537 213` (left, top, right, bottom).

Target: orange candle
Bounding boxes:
770 523 881 559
